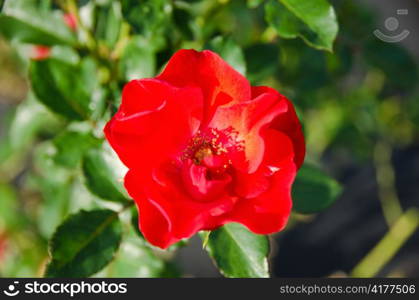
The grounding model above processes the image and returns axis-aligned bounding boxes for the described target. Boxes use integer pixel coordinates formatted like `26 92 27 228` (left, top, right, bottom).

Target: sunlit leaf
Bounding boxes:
45 209 122 278
0 0 76 45
103 228 178 277
204 223 270 278
82 143 130 203
30 142 73 238
53 130 101 168
29 59 92 120
94 1 122 48
292 164 342 214
119 36 156 81
265 0 338 51
0 183 19 229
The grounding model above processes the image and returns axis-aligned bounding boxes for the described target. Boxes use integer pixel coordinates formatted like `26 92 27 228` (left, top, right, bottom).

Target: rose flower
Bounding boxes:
105 49 305 249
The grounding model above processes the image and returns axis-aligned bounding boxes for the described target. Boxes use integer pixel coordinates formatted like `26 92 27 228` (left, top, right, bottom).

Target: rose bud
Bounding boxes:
0 231 7 262
63 13 77 31
29 13 77 61
30 45 51 61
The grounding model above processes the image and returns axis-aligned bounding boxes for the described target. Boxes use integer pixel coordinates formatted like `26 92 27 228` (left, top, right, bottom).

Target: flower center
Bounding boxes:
181 127 243 167
193 147 213 165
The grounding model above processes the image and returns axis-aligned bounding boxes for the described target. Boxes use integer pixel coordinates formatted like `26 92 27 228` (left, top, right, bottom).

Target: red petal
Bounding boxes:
253 86 305 168
181 159 232 202
157 49 251 123
119 79 167 115
262 128 296 167
63 13 77 30
104 79 203 169
234 167 270 199
125 167 237 249
125 170 176 248
229 158 296 234
209 86 290 173
234 129 294 199
30 45 51 60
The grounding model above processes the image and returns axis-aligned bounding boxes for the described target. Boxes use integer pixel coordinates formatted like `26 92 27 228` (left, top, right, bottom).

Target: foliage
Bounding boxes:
0 0 418 278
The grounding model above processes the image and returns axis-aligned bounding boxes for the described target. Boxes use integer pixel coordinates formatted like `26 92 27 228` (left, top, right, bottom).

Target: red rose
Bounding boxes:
105 49 305 249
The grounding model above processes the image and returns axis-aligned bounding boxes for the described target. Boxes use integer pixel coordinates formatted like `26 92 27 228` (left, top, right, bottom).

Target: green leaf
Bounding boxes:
119 36 156 81
82 144 130 203
45 209 122 278
292 164 342 214
208 36 246 75
103 228 175 277
94 1 122 48
29 141 73 238
0 183 19 229
7 94 57 151
53 130 101 168
247 0 264 8
29 59 90 120
0 95 60 176
36 179 71 238
121 0 170 45
0 0 76 46
48 46 80 65
29 58 102 120
265 0 338 51
119 0 167 53
204 223 270 278
173 7 194 40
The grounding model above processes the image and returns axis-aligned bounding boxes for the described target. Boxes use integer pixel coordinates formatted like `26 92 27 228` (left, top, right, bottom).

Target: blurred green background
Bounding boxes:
0 0 418 277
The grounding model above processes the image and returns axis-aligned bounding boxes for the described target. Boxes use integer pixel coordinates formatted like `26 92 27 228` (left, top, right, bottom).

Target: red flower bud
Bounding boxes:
28 13 76 61
105 49 305 249
30 45 51 61
0 231 7 262
63 13 77 31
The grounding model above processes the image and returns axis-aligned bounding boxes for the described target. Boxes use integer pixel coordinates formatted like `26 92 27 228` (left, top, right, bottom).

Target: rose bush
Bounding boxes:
9 0 412 278
105 49 305 248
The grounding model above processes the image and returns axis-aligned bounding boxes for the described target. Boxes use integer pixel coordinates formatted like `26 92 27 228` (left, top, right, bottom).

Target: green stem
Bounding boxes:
119 200 134 214
201 231 211 250
110 22 131 60
350 208 419 277
373 140 403 226
64 0 101 59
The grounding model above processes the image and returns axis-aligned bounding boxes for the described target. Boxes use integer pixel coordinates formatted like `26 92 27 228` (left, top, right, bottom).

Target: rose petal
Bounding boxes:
105 79 203 169
253 86 305 168
125 167 237 248
210 86 290 173
181 159 232 202
157 49 251 123
228 159 295 234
